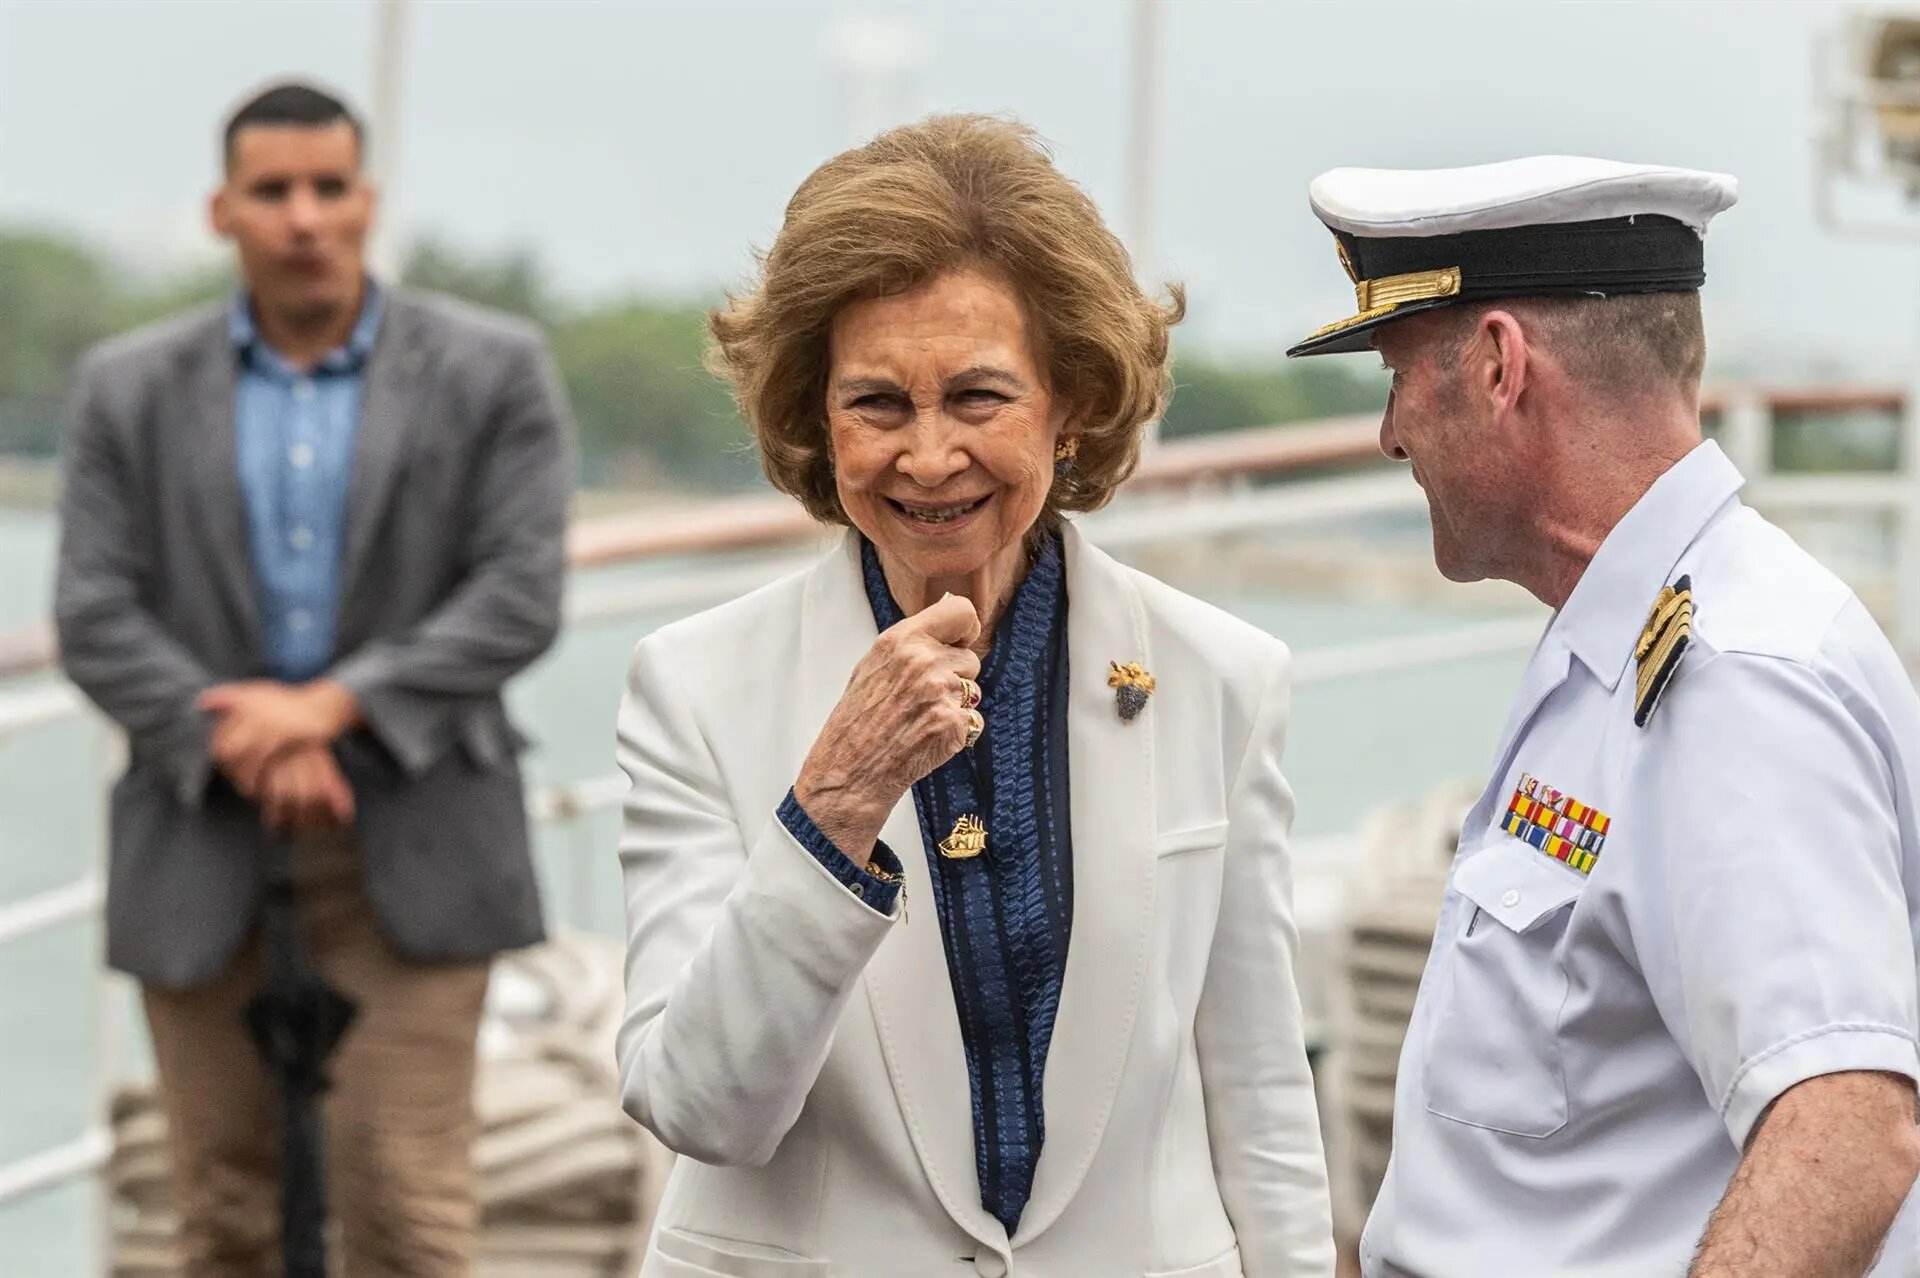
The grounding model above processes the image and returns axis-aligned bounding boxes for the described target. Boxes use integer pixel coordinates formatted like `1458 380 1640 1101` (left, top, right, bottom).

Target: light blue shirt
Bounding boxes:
1363 441 1920 1275
229 284 383 681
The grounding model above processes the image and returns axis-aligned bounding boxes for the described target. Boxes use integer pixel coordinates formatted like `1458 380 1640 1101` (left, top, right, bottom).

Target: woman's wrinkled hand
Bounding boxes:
793 593 982 865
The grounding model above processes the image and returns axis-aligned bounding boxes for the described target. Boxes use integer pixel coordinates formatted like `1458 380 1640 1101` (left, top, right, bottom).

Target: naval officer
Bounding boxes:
1290 157 1920 1275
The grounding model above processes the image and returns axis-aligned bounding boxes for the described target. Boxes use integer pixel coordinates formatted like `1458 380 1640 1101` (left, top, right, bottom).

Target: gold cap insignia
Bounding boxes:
1335 238 1360 285
1633 575 1694 728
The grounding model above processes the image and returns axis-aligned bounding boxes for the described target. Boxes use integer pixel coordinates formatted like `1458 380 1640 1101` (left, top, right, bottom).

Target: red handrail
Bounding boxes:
3 387 1903 682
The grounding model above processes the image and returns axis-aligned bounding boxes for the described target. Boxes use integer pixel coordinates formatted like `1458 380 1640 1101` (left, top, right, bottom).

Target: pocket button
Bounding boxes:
1501 888 1522 909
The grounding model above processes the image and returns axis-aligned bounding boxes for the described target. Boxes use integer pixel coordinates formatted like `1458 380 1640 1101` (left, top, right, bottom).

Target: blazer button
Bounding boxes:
974 1253 1007 1278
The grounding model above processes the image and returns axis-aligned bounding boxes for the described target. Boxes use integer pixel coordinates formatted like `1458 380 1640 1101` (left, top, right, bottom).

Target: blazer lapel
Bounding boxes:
174 321 260 650
800 535 1007 1253
339 295 431 602
1015 522 1157 1245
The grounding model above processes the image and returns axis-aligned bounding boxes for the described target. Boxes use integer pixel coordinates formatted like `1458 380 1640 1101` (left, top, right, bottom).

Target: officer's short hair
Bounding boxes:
1433 292 1705 395
222 82 364 174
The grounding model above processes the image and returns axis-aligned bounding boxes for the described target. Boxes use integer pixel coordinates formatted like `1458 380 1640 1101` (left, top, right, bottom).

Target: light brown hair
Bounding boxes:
709 113 1185 524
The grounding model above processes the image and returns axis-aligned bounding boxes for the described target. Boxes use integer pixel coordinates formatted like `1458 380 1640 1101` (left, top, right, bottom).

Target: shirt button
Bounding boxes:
293 380 316 402
974 1254 1007 1278
849 882 865 899
288 526 314 551
289 443 315 469
1500 888 1522 909
288 609 313 633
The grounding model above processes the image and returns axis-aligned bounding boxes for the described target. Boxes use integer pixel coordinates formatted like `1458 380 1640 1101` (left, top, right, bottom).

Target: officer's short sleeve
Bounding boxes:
1626 647 1920 1150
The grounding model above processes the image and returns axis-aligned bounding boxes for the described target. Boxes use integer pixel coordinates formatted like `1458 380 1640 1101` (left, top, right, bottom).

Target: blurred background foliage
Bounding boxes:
0 227 1387 493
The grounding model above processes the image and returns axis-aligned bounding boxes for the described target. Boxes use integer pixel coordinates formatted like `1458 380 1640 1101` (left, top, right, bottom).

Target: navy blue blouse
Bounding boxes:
779 532 1075 1235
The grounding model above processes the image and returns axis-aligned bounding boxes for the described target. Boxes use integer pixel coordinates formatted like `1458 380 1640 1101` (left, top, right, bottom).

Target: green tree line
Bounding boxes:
0 228 1385 491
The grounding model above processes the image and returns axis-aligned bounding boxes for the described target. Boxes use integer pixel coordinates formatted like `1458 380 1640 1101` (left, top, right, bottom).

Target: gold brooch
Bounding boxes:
938 813 987 860
1633 574 1694 728
1108 661 1156 722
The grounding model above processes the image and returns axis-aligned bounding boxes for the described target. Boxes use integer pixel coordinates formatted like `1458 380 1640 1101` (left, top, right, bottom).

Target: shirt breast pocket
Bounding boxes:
1421 839 1586 1138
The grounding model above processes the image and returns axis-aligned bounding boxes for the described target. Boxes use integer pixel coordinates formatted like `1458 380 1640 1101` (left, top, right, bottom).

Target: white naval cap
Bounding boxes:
1288 155 1739 357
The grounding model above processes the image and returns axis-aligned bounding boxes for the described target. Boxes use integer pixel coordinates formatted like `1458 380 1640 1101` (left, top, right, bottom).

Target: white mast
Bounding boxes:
368 0 413 281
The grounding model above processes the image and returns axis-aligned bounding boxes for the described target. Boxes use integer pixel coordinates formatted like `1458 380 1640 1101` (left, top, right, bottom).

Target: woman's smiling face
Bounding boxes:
825 266 1068 587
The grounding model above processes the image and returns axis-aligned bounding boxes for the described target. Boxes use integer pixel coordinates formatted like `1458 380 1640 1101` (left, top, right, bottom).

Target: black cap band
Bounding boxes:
1338 214 1705 301
1288 213 1708 357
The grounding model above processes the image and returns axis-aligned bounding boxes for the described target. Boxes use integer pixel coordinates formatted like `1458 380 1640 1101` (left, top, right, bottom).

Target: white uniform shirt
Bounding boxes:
1363 441 1920 1276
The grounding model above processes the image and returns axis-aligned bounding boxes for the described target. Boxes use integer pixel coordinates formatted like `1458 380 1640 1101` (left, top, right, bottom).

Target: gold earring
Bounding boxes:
1053 437 1078 479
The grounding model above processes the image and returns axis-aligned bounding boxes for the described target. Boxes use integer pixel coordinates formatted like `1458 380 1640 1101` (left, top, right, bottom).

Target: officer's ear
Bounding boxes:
1475 309 1530 420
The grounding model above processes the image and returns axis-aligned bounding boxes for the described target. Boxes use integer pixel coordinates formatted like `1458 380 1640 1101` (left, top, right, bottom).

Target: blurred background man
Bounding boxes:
52 82 575 1275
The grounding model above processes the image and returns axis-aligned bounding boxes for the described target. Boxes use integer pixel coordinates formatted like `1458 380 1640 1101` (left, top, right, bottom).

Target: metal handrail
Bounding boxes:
565 413 1390 570
0 610 1557 957
0 1129 112 1208
0 877 103 951
502 613 1560 835
2 385 1909 679
0 412 1392 681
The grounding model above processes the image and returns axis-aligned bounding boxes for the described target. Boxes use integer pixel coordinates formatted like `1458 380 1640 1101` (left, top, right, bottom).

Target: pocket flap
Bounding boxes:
458 707 531 769
653 1228 827 1278
1155 820 1230 859
1452 839 1584 933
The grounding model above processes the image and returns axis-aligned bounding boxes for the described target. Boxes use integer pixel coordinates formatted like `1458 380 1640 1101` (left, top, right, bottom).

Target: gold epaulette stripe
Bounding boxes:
1635 589 1690 661
1633 579 1694 728
1634 613 1690 708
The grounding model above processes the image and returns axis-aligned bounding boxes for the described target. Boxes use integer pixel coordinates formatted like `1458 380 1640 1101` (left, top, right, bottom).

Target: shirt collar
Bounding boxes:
228 277 385 375
1553 438 1745 690
860 529 1066 687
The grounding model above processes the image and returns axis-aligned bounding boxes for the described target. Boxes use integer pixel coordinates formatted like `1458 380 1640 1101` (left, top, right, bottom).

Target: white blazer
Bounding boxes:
614 524 1333 1278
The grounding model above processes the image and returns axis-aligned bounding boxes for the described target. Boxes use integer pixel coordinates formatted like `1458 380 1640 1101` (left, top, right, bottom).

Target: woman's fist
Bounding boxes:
792 593 983 864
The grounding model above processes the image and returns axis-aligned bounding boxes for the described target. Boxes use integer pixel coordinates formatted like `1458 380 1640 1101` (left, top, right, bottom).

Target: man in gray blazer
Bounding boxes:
55 82 574 1276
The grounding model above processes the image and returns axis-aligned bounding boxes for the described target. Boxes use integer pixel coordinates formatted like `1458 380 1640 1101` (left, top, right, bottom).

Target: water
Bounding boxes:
0 505 1538 1274
0 507 57 630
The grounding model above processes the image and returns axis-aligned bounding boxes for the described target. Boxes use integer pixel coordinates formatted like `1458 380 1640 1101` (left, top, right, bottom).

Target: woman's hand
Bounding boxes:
794 593 983 864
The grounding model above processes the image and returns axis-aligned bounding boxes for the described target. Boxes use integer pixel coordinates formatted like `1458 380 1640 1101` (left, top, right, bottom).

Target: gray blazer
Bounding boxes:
54 289 576 988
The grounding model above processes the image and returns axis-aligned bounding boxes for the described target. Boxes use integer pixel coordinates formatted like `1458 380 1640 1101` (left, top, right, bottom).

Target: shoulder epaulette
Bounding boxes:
1633 574 1694 728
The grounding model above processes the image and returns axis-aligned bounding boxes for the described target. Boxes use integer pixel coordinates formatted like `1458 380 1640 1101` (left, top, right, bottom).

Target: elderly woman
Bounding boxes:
614 115 1332 1277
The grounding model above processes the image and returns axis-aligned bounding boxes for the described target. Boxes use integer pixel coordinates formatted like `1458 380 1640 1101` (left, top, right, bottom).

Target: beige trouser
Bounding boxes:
142 830 491 1278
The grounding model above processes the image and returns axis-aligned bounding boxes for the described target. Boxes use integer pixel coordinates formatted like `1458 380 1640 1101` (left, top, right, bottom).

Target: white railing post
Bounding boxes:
1717 389 1772 487
91 722 127 1275
1899 386 1920 667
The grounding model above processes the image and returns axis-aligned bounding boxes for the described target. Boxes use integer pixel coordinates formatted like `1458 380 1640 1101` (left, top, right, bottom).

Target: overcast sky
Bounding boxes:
3 0 1916 376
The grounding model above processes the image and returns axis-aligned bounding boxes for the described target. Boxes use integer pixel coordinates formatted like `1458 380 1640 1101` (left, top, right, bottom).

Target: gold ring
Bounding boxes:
957 676 981 710
962 708 984 749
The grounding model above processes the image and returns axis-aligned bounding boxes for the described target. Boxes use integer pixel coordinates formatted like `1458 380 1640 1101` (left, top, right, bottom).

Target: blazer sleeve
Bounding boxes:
1194 646 1336 1276
613 634 898 1167
54 355 221 805
327 333 574 775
